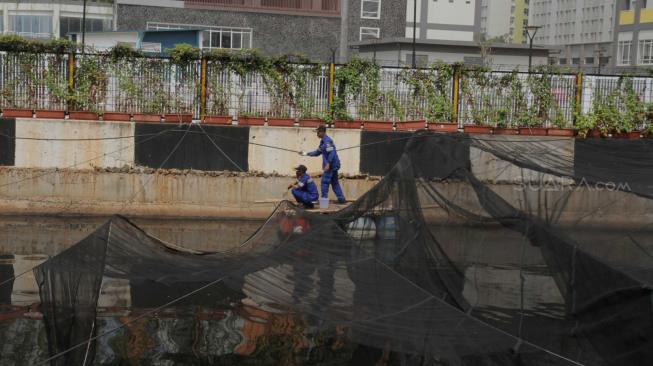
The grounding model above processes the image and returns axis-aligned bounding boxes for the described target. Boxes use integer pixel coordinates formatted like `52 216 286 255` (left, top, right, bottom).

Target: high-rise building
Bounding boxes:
480 0 529 44
613 0 653 69
0 0 114 40
528 0 616 70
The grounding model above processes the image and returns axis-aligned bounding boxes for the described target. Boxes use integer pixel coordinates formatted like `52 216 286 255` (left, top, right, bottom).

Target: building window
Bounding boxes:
405 54 428 67
361 0 381 19
359 27 380 41
60 17 111 38
618 40 632 65
639 39 653 65
147 22 252 49
8 15 53 39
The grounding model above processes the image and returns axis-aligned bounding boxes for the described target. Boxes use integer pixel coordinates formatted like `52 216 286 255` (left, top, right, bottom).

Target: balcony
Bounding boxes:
184 0 340 16
620 10 635 25
641 8 653 23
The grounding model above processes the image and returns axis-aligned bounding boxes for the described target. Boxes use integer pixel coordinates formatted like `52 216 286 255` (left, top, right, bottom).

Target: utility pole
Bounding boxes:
412 0 417 68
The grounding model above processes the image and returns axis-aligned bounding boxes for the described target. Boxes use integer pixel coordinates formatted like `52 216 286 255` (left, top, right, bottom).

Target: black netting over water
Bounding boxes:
5 132 653 365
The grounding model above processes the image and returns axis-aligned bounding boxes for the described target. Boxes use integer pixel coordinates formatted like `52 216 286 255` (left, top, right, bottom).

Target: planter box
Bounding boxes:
463 125 493 134
103 112 132 122
518 127 548 136
334 120 362 129
238 116 266 126
427 122 458 133
588 129 604 138
267 118 295 127
203 115 232 125
614 131 642 139
396 120 427 131
298 119 324 128
133 113 162 123
493 127 519 135
547 128 576 137
363 120 394 131
69 111 99 121
3 108 33 118
164 113 193 123
35 110 65 119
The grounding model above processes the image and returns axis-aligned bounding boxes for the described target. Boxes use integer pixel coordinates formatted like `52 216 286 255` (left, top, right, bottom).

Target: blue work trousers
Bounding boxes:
292 189 318 205
321 170 345 200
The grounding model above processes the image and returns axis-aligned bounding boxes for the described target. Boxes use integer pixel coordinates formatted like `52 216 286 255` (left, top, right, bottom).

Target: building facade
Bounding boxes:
480 0 528 44
528 0 616 70
0 0 114 39
115 0 342 62
614 0 653 70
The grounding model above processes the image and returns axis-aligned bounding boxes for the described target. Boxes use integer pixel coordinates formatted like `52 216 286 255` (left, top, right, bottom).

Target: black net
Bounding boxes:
4 131 653 365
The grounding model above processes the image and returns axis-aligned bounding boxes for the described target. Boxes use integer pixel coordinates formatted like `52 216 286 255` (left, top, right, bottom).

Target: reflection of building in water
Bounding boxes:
11 254 46 306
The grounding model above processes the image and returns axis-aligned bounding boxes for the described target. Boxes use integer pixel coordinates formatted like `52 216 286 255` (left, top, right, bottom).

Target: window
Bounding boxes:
147 22 252 49
8 15 53 38
405 54 428 67
0 12 3 33
60 17 111 38
639 39 653 65
359 27 380 40
618 40 632 65
361 0 381 19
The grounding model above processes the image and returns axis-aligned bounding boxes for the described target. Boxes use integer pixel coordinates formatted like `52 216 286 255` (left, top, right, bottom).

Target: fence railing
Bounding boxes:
2 51 653 129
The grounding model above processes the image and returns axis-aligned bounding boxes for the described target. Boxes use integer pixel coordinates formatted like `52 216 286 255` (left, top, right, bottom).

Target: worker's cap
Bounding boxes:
315 125 327 133
294 164 308 173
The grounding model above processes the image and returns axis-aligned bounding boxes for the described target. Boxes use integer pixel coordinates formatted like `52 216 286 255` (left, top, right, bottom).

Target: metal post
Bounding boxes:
412 0 417 68
574 72 583 123
67 53 75 112
200 57 207 121
81 0 87 54
452 65 461 126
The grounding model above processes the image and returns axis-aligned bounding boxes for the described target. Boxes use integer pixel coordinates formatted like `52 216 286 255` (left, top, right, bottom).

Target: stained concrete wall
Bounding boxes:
15 119 135 169
0 167 377 219
248 126 361 176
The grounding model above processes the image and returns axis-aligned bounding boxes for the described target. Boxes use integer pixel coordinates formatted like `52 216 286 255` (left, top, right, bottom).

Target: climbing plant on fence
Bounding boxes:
398 61 453 122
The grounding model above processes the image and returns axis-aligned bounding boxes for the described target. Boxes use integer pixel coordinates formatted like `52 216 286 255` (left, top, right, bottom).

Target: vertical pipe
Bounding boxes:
81 0 87 54
67 52 75 112
200 57 207 120
452 65 461 127
412 0 417 68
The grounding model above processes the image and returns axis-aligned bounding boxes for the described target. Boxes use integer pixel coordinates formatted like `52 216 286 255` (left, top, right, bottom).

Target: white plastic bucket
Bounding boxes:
318 197 329 209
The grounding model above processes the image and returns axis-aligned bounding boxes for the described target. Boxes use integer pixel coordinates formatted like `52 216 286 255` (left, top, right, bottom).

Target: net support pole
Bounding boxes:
574 72 583 124
452 64 461 127
67 53 75 112
200 57 207 121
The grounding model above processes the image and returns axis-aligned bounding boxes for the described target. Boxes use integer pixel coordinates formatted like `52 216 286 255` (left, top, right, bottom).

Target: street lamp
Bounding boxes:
412 0 417 68
525 25 542 72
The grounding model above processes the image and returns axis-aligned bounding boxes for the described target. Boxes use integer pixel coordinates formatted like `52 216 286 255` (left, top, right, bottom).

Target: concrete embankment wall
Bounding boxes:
1 117 651 223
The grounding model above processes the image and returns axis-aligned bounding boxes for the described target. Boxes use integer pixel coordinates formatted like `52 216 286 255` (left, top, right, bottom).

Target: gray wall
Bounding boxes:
347 0 406 43
117 4 341 62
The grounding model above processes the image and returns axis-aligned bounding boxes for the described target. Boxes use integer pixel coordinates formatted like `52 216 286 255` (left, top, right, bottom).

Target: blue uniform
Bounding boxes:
291 173 319 205
307 135 345 200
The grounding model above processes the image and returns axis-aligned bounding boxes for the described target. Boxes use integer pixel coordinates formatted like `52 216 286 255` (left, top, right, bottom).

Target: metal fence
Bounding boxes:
2 51 653 126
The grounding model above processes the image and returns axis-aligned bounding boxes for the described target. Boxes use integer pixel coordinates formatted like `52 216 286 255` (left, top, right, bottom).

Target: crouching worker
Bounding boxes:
288 165 319 209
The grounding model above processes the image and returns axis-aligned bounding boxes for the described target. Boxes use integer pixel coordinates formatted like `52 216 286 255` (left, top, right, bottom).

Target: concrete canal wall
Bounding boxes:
0 117 651 224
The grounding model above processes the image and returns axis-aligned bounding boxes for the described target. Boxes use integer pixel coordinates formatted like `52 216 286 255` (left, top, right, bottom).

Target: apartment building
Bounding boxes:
480 0 529 43
614 0 653 69
528 0 616 70
0 0 114 39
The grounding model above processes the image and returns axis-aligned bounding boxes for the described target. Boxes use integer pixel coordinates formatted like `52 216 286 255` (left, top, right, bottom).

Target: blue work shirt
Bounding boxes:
308 135 341 171
296 173 319 198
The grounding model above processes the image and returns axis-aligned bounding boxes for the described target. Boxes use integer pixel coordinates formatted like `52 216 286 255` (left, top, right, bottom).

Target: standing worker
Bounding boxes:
300 126 346 204
288 164 319 209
